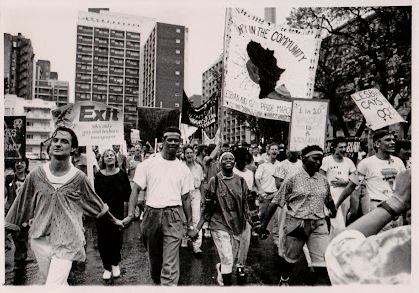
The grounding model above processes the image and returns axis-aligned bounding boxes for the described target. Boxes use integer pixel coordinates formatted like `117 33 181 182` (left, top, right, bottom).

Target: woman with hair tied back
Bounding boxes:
94 149 131 280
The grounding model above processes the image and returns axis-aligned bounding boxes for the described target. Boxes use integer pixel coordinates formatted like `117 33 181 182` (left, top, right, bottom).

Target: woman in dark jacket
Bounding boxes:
94 149 131 280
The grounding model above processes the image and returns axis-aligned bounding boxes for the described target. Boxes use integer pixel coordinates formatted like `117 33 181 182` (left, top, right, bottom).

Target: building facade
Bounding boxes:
4 33 34 100
74 9 155 128
34 60 69 108
142 22 186 110
4 94 56 158
202 55 254 144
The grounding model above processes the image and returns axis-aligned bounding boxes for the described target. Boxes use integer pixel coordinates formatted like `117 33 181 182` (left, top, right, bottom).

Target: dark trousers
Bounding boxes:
96 217 123 271
141 206 185 285
11 227 29 266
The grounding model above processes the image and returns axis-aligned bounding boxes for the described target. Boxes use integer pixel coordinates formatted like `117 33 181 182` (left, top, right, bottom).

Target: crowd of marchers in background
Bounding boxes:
4 126 411 286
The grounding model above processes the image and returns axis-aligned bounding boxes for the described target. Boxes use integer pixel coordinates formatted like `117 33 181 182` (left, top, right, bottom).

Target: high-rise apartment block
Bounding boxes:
202 55 254 144
142 23 186 109
74 9 186 128
4 33 34 99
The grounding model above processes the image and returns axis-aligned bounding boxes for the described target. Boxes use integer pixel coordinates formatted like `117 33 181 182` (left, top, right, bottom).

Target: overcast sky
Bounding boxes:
1 0 415 101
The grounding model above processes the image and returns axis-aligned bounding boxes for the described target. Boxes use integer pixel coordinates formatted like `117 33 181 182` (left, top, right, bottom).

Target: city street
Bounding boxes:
4 216 311 286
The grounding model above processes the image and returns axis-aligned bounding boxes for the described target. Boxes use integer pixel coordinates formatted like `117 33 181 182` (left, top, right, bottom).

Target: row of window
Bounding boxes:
26 134 50 140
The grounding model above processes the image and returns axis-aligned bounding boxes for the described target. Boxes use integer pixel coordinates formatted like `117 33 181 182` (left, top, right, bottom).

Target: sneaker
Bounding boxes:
279 276 290 286
102 270 112 280
181 237 189 247
111 265 121 278
216 263 224 286
236 267 247 285
193 247 203 259
204 229 211 238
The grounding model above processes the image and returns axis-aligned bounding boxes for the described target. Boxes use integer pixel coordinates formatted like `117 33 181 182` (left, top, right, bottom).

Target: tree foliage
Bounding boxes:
286 6 412 137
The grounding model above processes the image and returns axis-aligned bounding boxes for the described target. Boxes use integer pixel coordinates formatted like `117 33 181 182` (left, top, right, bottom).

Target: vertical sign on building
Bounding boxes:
4 116 26 160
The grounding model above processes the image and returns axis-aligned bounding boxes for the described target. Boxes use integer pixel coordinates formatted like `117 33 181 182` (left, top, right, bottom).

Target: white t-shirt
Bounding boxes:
233 167 255 190
186 162 204 189
43 162 79 189
255 160 281 193
355 155 405 201
133 153 194 208
320 155 356 200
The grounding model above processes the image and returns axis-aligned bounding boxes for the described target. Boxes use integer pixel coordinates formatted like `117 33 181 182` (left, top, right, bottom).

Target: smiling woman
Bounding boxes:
94 149 131 280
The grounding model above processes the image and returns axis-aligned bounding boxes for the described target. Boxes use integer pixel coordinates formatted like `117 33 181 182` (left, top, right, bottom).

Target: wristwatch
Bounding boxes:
188 225 194 231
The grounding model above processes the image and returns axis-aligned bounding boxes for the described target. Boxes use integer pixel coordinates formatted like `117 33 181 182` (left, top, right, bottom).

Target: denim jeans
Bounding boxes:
141 205 185 285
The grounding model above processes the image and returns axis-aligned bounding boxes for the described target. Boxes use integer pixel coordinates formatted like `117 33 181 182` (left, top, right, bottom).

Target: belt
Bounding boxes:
146 205 181 210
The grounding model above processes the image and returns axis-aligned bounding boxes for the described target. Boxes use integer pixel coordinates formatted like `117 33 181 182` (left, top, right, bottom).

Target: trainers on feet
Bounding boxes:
204 229 211 238
111 265 120 278
102 270 112 280
193 247 203 259
216 263 224 286
279 277 290 286
181 237 189 247
236 267 247 285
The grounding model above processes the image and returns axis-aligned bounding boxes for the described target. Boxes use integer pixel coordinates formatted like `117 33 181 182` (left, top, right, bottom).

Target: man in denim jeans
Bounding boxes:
256 145 336 286
123 126 194 285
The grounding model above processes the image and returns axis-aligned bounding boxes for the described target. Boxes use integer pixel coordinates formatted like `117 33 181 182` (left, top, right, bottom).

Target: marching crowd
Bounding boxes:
4 125 411 286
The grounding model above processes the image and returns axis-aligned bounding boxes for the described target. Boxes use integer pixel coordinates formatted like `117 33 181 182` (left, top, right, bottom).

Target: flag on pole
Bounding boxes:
181 91 218 128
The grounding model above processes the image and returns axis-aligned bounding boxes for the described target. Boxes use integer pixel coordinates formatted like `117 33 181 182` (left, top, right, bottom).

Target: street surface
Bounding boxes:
4 217 311 286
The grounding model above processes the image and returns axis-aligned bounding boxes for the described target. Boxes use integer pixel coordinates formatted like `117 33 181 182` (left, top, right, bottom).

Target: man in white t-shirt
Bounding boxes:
5 127 122 285
255 143 281 246
123 126 194 285
335 130 405 231
320 137 356 237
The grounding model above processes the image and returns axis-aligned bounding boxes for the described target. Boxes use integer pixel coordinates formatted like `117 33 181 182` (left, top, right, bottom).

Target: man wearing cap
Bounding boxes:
335 129 405 230
123 126 194 285
256 145 336 286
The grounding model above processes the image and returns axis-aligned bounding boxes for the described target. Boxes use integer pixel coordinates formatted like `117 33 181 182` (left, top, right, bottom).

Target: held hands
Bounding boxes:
187 228 199 242
114 218 124 228
121 215 134 228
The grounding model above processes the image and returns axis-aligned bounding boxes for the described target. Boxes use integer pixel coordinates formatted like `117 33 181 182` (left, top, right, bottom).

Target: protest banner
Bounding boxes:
52 101 124 146
325 137 360 165
137 107 180 143
4 116 26 160
130 129 140 144
181 91 218 128
350 88 405 131
222 8 322 121
289 99 329 151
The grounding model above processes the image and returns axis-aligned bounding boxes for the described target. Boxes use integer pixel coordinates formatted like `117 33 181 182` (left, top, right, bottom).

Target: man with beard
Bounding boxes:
256 145 336 286
123 126 194 285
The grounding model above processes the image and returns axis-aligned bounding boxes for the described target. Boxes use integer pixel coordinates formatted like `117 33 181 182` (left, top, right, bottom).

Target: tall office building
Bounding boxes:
74 9 155 127
4 33 35 99
202 55 254 144
142 23 186 110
